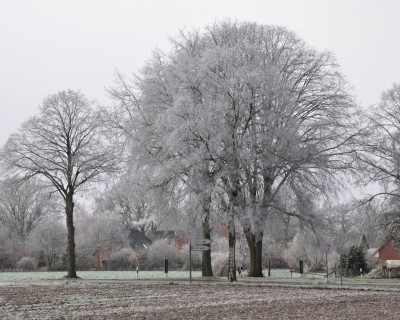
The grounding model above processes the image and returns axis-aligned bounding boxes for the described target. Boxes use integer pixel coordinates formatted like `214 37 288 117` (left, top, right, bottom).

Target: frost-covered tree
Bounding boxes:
0 90 120 278
355 83 400 236
108 20 355 280
95 178 166 233
34 220 67 270
0 178 57 257
107 68 218 276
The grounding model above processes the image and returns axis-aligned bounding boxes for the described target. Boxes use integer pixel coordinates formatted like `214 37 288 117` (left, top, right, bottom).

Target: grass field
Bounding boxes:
1 269 399 288
0 268 302 281
0 270 202 282
1 270 400 319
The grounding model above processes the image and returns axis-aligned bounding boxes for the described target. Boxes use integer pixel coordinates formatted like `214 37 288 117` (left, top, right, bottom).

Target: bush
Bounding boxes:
212 252 229 276
145 239 191 270
0 255 16 270
340 245 368 276
108 248 137 270
146 239 174 270
17 257 37 271
284 233 316 272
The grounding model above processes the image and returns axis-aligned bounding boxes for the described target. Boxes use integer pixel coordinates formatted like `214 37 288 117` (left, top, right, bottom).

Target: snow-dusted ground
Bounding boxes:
1 280 400 319
1 271 399 319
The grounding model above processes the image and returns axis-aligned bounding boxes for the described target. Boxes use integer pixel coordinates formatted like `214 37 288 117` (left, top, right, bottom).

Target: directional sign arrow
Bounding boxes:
191 239 211 246
191 245 210 251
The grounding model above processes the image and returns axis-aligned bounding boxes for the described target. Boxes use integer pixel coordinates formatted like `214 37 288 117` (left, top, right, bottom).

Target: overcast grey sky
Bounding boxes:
1 0 399 147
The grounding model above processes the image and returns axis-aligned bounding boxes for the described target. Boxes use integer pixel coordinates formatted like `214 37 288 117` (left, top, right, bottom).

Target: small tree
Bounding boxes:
0 90 120 278
340 245 368 276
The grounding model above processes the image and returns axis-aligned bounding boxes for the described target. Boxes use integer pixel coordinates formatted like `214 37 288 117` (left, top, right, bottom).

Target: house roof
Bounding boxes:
368 239 400 261
329 233 369 253
128 229 152 249
147 230 187 241
367 248 379 259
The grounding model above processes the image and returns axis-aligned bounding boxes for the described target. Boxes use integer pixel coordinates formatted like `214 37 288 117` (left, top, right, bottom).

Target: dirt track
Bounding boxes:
0 281 399 319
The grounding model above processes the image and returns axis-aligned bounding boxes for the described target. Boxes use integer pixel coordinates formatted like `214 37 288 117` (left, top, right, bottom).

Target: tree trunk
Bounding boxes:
244 226 263 277
65 193 77 278
202 197 213 277
228 211 237 282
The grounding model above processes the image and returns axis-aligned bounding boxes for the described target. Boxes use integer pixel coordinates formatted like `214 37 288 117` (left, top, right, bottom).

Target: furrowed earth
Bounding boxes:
1 280 399 319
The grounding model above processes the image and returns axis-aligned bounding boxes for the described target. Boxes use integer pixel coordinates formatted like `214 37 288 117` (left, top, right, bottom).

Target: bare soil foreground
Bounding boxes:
1 280 400 320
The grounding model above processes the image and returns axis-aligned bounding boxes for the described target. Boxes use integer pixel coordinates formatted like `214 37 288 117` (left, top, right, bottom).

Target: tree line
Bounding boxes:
0 21 399 280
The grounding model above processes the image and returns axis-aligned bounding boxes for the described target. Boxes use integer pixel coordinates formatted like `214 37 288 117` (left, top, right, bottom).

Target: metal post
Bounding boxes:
189 240 192 284
326 244 330 279
268 260 271 277
326 251 328 278
299 260 304 275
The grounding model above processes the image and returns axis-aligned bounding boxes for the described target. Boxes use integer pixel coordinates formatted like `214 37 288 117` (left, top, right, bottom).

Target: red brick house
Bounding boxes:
369 240 400 262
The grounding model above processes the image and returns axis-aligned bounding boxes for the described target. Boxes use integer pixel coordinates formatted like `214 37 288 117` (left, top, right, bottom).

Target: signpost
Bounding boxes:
189 239 211 283
191 245 210 251
192 239 211 246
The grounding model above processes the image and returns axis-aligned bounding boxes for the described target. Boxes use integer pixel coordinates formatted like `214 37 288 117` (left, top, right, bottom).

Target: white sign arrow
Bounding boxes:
191 239 211 246
191 245 210 251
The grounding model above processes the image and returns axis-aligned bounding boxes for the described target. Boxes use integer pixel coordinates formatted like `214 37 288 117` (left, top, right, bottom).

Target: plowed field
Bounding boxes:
0 281 399 319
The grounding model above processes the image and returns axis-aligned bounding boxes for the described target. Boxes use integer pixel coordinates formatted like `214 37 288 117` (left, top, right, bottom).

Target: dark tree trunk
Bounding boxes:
202 196 213 277
244 226 263 277
65 193 77 278
228 211 237 282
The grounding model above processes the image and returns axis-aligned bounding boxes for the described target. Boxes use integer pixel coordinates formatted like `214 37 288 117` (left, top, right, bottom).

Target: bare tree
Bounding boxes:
95 178 164 232
34 220 67 270
356 83 400 188
355 83 400 236
0 90 120 278
0 178 56 252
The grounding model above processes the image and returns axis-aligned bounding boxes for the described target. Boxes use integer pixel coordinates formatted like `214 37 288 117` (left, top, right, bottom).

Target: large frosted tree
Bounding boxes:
0 90 119 278
109 21 356 280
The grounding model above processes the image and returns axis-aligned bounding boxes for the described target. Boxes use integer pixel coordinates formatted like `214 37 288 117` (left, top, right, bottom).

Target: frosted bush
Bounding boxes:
146 239 184 270
285 233 315 271
109 248 136 270
212 252 229 276
179 243 201 270
17 257 37 271
285 232 331 272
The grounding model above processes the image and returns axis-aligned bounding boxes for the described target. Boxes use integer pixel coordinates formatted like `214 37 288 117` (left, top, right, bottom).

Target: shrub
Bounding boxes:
178 243 202 270
212 252 229 276
340 245 368 276
146 239 173 270
0 255 15 270
145 239 189 270
17 257 37 271
109 248 136 270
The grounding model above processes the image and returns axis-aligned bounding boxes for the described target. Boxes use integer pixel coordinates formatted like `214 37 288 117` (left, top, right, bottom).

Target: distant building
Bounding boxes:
147 230 189 249
128 229 153 249
329 233 369 254
368 239 400 266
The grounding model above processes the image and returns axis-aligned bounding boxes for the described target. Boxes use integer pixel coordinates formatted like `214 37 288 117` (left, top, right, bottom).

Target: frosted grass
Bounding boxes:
0 270 203 282
0 269 323 283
